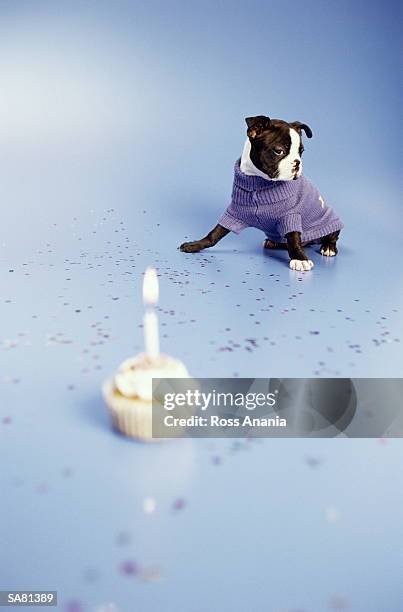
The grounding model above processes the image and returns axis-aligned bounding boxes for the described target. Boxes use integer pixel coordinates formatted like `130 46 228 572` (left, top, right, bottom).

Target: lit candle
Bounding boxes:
102 264 190 441
143 267 160 361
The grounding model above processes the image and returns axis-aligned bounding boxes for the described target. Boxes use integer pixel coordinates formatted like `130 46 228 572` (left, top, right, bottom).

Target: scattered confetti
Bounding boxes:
1 180 401 612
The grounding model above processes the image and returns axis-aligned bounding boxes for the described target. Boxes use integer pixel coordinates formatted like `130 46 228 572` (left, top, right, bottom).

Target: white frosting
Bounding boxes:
114 353 189 400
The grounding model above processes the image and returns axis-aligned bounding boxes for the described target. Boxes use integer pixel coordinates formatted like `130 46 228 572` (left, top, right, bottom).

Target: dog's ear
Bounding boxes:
290 121 313 138
245 115 271 139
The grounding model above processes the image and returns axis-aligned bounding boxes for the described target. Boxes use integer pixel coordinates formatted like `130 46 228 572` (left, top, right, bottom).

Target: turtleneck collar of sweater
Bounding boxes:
233 158 303 202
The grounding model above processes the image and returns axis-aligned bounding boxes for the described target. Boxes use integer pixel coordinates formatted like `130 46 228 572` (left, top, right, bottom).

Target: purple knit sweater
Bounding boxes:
218 159 344 243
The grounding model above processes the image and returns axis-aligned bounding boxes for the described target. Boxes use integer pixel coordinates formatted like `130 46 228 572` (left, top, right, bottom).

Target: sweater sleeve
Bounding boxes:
277 213 302 239
218 208 249 234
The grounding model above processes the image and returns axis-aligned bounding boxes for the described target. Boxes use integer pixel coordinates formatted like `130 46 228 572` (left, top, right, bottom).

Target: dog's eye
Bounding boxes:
272 148 284 156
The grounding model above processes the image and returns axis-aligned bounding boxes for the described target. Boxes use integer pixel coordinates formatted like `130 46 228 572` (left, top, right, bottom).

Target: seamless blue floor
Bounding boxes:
1 2 402 611
1 165 403 612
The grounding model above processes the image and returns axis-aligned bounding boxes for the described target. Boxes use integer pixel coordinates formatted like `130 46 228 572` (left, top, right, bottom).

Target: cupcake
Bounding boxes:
103 352 189 441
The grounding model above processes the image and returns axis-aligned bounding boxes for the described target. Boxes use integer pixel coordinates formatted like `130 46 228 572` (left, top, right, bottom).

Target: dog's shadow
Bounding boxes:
207 246 293 270
262 244 341 272
262 247 289 264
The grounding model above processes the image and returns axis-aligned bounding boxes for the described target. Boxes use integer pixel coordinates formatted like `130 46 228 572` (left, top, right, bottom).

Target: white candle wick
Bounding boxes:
143 310 160 360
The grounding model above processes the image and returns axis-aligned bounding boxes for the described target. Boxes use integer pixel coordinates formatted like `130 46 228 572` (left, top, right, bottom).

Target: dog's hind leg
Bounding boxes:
263 238 288 250
320 230 340 257
263 238 314 250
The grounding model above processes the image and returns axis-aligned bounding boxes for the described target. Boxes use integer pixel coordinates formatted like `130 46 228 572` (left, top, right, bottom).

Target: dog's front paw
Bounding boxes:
289 259 314 272
320 245 338 257
179 241 203 253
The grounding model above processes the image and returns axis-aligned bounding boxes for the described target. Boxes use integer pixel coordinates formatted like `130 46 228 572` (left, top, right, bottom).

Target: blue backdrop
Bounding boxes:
1 1 402 611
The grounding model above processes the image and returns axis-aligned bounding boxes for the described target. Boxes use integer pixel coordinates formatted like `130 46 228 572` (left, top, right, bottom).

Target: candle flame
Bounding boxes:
143 267 159 305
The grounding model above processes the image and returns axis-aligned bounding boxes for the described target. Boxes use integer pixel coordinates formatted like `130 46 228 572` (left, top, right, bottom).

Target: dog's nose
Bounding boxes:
294 159 300 168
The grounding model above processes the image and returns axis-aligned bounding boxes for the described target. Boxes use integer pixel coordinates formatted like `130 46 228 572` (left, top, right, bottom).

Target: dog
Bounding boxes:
179 115 343 271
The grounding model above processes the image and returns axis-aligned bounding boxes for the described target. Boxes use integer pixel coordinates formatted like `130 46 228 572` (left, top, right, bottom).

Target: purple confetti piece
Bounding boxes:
64 601 83 612
172 498 186 511
119 560 138 576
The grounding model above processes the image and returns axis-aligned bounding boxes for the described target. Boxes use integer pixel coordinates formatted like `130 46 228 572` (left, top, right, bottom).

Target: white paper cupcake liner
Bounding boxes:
102 378 156 441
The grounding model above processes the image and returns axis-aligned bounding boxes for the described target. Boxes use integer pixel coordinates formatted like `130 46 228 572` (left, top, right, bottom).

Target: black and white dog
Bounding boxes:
180 115 343 271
